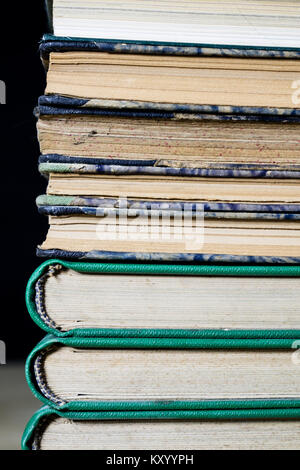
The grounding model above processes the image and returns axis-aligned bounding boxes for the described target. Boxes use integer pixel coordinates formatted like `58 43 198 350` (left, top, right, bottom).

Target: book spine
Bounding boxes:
36 247 300 265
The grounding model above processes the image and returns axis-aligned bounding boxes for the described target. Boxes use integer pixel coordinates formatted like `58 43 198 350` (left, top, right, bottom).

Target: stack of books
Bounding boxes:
23 0 300 450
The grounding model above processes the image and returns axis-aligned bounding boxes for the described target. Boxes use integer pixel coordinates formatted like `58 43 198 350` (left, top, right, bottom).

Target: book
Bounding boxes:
26 336 300 409
36 195 300 261
37 103 300 176
22 405 300 450
48 0 300 49
36 181 300 262
44 51 300 110
27 260 300 337
36 216 300 263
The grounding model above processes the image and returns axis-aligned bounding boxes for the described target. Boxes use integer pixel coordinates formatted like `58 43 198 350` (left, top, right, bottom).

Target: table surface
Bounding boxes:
0 363 40 450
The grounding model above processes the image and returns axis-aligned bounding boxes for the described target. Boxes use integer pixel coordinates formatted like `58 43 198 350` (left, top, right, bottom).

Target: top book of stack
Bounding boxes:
47 0 300 50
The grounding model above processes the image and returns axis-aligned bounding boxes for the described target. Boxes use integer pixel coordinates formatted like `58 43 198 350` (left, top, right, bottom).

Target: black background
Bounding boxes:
1 3 49 360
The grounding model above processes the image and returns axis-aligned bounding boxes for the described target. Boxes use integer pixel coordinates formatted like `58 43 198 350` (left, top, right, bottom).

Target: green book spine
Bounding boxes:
26 259 300 339
25 335 300 410
22 405 300 450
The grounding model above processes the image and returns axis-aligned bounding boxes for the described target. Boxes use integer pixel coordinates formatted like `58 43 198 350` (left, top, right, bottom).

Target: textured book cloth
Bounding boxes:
36 248 300 265
37 194 300 217
22 405 300 450
39 161 300 180
37 94 300 119
39 34 300 113
40 34 300 60
25 335 300 410
36 99 300 181
26 260 300 338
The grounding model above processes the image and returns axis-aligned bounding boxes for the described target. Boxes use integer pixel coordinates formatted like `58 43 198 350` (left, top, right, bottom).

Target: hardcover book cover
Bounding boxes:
25 335 300 410
38 94 300 119
22 404 300 450
26 260 300 338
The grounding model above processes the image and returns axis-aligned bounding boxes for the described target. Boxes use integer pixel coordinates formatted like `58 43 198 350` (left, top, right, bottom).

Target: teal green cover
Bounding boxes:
25 335 300 411
22 404 300 450
26 259 300 339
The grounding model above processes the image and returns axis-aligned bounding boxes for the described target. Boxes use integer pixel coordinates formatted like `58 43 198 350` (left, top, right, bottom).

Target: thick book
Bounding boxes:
27 260 300 338
37 101 300 178
40 35 300 75
43 51 300 111
46 1 300 50
23 405 300 450
26 336 300 410
36 186 300 263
